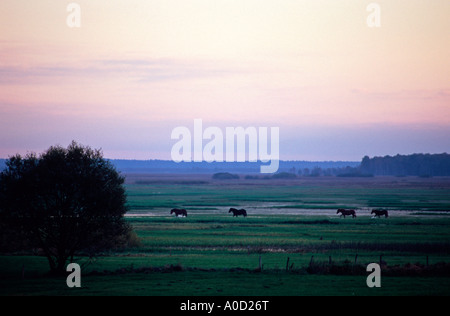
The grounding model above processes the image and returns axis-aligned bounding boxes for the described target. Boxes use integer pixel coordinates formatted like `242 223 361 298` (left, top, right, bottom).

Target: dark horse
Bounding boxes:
171 208 188 217
337 209 357 218
371 209 389 218
229 208 247 217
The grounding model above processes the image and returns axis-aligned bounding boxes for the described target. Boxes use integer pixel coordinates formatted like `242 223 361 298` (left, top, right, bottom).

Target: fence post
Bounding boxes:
286 257 290 272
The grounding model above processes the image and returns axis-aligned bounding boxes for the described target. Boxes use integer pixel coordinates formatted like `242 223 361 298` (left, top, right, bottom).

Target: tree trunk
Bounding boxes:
46 254 69 276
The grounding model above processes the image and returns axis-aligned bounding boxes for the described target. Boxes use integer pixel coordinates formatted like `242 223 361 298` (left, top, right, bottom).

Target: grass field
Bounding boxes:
1 176 450 296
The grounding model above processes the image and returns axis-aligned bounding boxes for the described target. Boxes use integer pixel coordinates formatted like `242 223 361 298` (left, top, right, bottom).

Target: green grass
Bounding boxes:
125 178 450 212
2 270 449 296
130 215 450 252
2 214 450 296
2 177 450 296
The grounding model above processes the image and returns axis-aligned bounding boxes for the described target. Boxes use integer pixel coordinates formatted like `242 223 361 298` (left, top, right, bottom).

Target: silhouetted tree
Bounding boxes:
0 142 131 275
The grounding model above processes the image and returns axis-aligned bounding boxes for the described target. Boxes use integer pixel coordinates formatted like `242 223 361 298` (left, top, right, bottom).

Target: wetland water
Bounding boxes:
124 175 450 218
125 206 448 218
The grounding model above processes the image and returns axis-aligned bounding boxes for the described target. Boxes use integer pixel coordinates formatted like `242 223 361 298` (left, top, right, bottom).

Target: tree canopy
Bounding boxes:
0 142 131 274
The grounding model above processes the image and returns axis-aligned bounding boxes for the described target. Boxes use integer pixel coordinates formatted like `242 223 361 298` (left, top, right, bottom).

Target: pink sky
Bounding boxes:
0 0 449 160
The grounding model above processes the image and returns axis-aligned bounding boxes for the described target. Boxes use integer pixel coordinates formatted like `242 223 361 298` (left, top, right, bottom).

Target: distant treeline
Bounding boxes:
2 154 449 176
359 153 450 177
245 167 373 179
242 153 450 178
109 159 359 174
0 158 358 175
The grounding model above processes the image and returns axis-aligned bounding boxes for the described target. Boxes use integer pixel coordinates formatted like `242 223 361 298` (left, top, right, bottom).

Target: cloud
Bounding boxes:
0 65 106 85
351 88 450 101
0 57 253 85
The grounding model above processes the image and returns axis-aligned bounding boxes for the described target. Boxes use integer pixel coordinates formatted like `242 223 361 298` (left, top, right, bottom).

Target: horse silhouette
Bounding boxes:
337 209 356 218
229 208 247 217
171 208 188 217
371 209 389 218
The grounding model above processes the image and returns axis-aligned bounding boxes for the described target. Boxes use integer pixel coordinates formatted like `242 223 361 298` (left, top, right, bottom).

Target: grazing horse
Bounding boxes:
337 209 356 218
171 208 188 217
229 208 247 217
371 209 389 218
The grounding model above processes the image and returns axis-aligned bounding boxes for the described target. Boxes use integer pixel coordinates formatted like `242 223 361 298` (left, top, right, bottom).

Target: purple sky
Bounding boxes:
1 1 449 161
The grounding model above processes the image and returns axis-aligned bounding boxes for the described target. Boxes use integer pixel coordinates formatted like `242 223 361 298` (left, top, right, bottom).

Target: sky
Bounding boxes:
0 0 449 161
